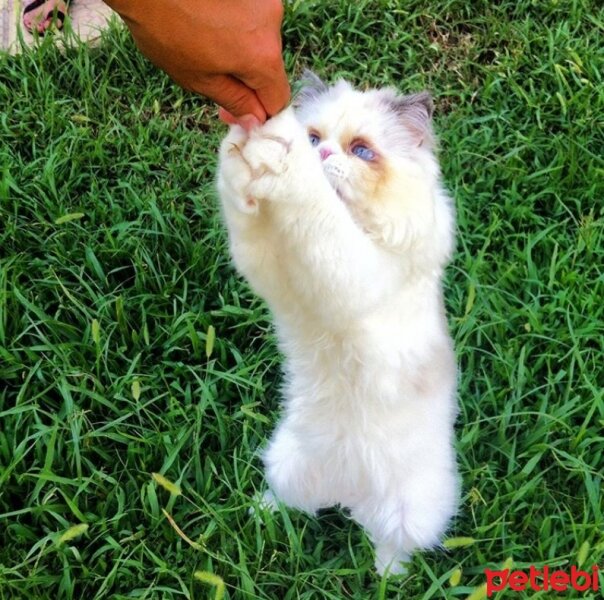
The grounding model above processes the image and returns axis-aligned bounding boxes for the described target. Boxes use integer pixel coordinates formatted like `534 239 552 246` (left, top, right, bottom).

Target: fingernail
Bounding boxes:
218 107 236 124
238 114 263 132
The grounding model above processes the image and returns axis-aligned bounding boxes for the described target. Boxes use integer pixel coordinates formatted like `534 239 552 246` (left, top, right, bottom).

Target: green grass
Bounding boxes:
1 1 603 598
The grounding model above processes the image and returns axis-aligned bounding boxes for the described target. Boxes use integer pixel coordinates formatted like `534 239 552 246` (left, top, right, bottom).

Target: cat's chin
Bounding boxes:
334 187 348 203
324 175 350 205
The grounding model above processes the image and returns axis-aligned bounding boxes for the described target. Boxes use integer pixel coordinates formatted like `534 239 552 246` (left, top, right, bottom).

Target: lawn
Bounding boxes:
0 0 602 598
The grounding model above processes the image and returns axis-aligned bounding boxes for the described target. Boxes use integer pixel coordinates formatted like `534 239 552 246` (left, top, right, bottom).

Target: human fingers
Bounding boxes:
236 2 290 116
248 59 291 117
195 74 267 123
218 108 237 125
218 108 262 131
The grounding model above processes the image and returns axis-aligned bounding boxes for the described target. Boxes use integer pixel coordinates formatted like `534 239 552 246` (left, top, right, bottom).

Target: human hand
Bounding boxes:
104 0 290 128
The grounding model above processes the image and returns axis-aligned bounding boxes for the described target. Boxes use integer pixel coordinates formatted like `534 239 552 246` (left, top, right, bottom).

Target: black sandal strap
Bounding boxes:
23 0 48 14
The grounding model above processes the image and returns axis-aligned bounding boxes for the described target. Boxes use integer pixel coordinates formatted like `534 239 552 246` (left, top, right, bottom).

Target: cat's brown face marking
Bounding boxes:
295 74 436 241
305 120 393 206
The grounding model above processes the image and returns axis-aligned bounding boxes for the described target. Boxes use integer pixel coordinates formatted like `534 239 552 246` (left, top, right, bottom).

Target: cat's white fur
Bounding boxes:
216 75 459 576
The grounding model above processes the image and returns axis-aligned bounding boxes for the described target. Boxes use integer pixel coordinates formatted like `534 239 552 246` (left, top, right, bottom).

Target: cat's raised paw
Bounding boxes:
217 132 262 215
240 133 292 202
243 134 291 178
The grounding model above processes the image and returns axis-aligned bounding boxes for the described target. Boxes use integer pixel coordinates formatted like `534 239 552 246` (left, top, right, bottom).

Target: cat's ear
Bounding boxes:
294 69 329 108
387 91 434 146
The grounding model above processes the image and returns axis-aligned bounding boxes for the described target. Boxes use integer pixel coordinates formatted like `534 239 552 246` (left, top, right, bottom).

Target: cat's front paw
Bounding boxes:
217 126 260 214
244 133 291 179
241 108 308 202
218 109 311 210
241 137 292 203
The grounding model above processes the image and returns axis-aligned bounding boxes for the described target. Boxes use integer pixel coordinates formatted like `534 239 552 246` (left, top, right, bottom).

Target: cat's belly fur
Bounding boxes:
268 306 458 509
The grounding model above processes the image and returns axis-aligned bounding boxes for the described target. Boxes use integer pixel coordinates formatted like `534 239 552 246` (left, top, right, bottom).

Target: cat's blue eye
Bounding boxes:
351 144 376 161
309 132 321 147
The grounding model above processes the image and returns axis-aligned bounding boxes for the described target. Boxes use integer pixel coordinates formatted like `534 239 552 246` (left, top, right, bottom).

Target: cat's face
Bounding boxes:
299 87 394 206
294 72 437 236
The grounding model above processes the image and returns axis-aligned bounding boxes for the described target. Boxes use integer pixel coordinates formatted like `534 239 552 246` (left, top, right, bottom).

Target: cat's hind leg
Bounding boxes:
262 422 335 515
353 463 459 576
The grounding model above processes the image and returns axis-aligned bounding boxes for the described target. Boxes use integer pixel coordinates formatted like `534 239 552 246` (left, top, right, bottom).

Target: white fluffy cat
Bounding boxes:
216 72 459 576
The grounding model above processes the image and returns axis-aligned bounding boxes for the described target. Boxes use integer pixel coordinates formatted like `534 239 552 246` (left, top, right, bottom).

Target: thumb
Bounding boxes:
192 74 267 123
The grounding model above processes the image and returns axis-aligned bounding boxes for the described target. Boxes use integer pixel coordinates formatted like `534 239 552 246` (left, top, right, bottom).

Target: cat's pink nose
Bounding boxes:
319 147 333 161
